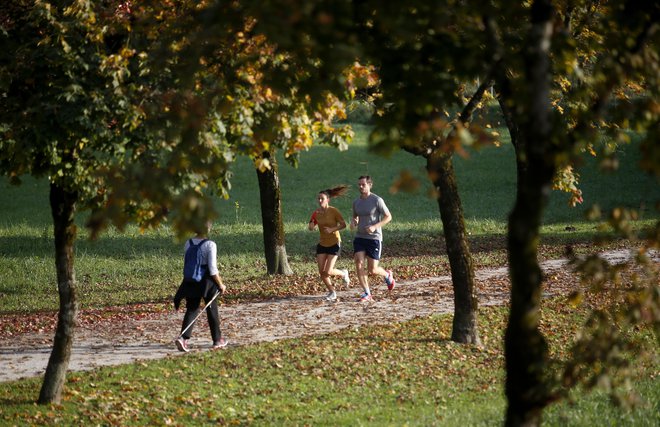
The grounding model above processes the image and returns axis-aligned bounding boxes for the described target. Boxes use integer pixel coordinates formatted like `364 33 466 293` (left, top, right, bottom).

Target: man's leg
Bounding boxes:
354 251 370 295
366 241 395 290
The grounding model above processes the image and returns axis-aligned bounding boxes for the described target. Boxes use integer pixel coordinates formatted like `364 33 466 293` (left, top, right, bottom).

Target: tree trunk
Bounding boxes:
256 151 293 275
38 182 78 404
402 77 489 346
427 151 480 344
505 161 553 426
498 91 528 187
505 1 555 425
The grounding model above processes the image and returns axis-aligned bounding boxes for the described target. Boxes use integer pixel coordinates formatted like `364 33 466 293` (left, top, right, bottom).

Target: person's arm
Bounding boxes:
365 200 392 233
376 209 392 228
333 209 347 232
211 273 226 294
308 210 318 231
207 242 226 293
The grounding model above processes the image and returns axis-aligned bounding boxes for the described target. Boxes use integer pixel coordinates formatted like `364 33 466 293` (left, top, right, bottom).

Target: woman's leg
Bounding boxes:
205 297 221 344
181 296 202 339
317 253 334 292
325 254 344 277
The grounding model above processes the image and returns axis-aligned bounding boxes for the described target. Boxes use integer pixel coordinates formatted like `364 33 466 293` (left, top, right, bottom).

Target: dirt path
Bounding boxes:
0 249 647 383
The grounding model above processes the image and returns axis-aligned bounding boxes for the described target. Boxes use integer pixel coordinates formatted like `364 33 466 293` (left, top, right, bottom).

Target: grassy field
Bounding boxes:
0 124 658 312
0 298 657 425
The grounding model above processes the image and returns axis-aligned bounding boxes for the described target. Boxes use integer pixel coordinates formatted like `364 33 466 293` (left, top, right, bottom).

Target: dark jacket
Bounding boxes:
173 274 219 310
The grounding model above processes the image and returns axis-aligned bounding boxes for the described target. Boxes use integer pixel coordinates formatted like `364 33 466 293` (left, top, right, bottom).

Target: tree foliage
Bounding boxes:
0 0 145 404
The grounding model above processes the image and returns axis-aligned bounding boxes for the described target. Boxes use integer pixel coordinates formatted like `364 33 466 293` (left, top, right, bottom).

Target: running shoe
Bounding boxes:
385 270 396 290
325 291 337 302
359 292 372 302
341 269 350 286
175 337 189 352
212 337 228 349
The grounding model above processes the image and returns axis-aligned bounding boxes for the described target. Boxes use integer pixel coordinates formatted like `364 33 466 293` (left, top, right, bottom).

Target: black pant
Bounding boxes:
176 277 221 343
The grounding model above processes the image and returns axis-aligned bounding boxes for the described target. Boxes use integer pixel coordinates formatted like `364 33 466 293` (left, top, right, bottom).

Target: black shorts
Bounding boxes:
316 243 341 256
353 237 382 260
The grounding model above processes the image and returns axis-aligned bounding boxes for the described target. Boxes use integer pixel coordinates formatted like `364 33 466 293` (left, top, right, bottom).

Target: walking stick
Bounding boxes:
177 290 221 339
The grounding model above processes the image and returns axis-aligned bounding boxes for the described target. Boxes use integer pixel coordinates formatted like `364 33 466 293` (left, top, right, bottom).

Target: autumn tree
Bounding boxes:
0 0 235 403
0 1 147 403
131 3 354 275
472 1 660 424
346 6 496 345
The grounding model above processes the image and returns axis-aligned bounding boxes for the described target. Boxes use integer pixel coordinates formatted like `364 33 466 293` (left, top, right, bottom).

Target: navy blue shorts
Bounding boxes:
353 237 382 260
316 243 341 256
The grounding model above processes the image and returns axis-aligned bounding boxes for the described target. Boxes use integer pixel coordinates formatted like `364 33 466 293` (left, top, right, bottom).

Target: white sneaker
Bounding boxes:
325 291 337 301
341 269 350 286
175 337 189 352
212 337 228 349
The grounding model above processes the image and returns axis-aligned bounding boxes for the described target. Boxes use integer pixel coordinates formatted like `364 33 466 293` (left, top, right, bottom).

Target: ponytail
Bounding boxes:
320 185 349 199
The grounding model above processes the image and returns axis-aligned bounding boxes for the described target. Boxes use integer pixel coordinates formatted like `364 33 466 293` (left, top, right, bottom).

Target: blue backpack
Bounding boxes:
183 239 209 282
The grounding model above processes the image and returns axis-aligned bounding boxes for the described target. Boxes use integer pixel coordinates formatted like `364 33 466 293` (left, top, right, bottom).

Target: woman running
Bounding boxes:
308 185 351 301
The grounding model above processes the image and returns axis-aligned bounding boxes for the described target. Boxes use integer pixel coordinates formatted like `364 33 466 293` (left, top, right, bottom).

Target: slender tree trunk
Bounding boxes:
498 92 528 187
256 151 293 275
401 77 492 345
427 151 480 344
38 182 78 404
505 1 555 425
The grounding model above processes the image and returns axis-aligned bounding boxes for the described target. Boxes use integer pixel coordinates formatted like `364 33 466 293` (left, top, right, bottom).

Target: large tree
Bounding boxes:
0 0 236 402
359 8 497 344
474 2 660 424
0 0 145 403
136 5 354 274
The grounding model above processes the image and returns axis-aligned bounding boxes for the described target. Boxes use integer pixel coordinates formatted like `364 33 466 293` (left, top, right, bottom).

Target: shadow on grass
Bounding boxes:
0 397 38 407
386 231 601 258
0 225 643 263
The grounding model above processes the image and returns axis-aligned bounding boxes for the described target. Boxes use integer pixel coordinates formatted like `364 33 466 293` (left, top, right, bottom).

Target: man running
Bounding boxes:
351 175 395 301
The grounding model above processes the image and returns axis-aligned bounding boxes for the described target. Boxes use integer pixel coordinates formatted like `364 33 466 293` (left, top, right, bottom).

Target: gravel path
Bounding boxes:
0 249 647 382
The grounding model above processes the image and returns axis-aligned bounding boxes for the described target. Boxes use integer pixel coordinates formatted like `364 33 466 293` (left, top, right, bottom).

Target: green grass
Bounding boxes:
0 124 658 312
0 298 657 425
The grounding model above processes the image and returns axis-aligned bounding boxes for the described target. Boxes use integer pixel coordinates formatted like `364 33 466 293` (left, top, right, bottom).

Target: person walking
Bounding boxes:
308 185 351 301
351 175 396 301
173 222 228 352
